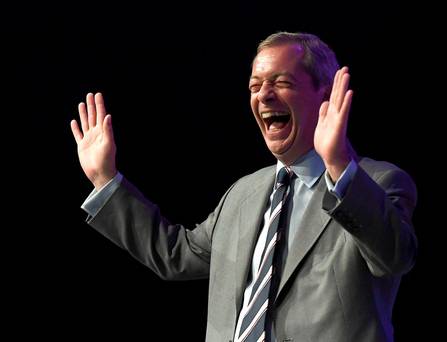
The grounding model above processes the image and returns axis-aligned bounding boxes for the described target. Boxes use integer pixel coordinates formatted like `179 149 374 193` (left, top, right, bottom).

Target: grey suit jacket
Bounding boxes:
88 157 417 342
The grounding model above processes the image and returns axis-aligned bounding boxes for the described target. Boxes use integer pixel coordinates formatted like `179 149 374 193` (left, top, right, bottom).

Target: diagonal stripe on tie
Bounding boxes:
237 167 292 342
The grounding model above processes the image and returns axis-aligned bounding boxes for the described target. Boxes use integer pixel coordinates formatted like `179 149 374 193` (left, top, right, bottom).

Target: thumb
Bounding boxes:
319 101 329 118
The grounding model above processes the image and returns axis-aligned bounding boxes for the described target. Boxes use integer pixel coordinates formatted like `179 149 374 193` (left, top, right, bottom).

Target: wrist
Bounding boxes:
92 171 117 190
324 156 350 182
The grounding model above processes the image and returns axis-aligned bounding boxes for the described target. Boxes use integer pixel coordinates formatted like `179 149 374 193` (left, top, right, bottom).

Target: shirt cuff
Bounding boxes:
324 160 358 200
81 172 123 218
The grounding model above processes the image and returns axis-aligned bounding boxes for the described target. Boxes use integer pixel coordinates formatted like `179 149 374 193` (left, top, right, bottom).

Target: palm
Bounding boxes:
78 124 114 180
314 67 353 166
71 93 116 189
314 100 346 161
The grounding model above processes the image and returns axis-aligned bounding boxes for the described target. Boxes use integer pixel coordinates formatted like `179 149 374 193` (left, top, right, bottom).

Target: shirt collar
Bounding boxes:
276 149 325 189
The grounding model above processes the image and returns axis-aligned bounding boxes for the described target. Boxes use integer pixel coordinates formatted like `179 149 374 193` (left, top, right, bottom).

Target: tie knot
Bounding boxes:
276 167 292 189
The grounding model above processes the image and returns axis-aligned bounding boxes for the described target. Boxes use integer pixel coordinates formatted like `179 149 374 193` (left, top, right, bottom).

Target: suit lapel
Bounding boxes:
275 176 332 301
234 171 275 313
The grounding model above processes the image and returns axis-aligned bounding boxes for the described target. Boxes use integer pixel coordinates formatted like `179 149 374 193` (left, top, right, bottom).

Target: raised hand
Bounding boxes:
314 67 354 181
71 93 117 189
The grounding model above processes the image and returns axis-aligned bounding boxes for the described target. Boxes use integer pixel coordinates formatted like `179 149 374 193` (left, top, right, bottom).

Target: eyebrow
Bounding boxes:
249 72 298 82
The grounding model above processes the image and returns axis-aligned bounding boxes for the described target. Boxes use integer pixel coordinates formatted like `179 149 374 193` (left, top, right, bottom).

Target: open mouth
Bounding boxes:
261 111 291 131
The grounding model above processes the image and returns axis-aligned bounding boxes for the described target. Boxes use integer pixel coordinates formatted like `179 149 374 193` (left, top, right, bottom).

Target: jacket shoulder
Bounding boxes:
359 157 409 179
358 157 417 196
236 164 276 185
226 165 276 199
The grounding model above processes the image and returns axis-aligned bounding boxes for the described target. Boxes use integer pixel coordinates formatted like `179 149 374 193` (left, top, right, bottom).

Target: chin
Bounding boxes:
266 142 292 162
265 132 297 160
269 139 310 165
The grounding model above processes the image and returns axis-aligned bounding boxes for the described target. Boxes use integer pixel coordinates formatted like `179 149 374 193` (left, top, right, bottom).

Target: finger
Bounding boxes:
78 102 89 133
102 114 115 142
86 93 97 128
95 92 107 126
340 90 354 127
333 66 349 105
70 119 83 144
335 72 350 111
329 67 345 105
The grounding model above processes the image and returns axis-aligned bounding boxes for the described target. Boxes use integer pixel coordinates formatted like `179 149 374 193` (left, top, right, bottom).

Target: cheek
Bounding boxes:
250 95 258 112
250 97 261 123
290 98 318 124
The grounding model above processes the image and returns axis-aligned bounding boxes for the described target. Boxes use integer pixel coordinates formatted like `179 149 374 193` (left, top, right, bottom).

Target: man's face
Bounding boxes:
249 44 327 165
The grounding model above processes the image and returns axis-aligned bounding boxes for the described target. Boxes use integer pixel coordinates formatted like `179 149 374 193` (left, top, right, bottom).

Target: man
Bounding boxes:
71 32 417 341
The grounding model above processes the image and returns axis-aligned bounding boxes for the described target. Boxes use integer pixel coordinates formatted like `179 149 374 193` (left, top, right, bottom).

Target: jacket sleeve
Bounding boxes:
322 164 418 277
88 177 235 281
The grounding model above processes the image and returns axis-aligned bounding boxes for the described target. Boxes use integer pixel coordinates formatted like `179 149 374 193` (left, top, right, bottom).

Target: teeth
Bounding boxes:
261 112 290 119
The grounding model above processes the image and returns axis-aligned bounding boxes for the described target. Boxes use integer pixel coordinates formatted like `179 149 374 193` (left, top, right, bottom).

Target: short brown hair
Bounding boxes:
257 32 339 90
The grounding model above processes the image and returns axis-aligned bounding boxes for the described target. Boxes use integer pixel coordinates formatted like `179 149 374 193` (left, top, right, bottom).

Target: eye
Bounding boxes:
274 80 293 88
249 83 261 93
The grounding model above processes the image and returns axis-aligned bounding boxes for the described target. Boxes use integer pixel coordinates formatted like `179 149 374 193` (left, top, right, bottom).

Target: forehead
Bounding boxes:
251 44 305 78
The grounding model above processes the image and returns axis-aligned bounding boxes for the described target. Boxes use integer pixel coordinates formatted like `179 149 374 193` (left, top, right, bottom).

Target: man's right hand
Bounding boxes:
71 92 117 190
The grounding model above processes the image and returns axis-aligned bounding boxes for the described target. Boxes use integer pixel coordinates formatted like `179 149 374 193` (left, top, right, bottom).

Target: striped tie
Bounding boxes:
237 167 293 342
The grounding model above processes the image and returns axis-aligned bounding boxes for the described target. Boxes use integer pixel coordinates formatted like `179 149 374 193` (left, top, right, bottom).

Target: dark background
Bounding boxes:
6 0 441 340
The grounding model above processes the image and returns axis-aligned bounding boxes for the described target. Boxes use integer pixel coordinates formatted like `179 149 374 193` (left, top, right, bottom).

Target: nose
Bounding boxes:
257 81 276 104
